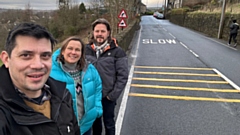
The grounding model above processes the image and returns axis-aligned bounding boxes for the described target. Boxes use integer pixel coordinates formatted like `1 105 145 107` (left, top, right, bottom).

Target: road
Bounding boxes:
115 16 240 135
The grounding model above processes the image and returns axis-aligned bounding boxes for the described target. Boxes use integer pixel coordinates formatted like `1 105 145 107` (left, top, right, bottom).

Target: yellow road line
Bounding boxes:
131 84 238 92
134 71 220 77
132 77 228 84
135 66 213 70
129 93 240 103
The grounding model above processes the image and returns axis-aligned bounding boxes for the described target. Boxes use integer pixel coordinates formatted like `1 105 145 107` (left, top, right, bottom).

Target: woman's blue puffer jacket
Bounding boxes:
50 49 103 135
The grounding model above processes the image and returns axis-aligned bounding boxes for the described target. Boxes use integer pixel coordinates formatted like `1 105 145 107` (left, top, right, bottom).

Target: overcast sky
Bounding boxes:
0 0 90 10
0 0 164 10
142 0 165 7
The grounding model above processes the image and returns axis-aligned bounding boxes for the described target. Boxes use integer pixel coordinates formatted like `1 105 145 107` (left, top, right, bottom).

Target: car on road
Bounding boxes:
153 11 165 19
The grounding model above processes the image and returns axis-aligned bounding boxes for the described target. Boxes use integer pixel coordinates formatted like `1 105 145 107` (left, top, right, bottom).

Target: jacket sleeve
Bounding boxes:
229 23 233 29
108 49 129 101
92 65 103 118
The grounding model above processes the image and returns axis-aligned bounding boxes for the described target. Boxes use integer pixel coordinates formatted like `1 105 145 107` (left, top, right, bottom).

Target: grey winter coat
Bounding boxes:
85 38 128 101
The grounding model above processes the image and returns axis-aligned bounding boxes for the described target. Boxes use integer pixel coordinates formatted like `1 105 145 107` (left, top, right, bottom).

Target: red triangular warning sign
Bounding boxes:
118 19 127 28
118 9 128 19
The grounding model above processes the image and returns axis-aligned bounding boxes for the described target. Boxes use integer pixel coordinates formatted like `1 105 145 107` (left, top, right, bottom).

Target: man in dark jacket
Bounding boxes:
0 22 80 135
85 18 128 135
228 19 239 48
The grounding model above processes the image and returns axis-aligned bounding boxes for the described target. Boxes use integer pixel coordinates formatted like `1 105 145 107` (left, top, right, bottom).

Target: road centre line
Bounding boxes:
134 71 220 77
169 33 176 39
131 84 238 92
180 42 189 49
132 77 228 84
129 93 240 103
213 69 240 91
180 42 199 58
189 50 199 57
134 66 212 70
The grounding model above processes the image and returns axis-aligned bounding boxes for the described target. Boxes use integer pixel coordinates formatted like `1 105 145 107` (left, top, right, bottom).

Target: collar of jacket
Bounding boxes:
90 38 118 52
0 65 67 125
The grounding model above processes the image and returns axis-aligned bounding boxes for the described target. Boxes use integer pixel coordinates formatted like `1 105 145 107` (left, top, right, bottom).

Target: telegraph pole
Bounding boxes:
218 0 226 39
163 0 167 18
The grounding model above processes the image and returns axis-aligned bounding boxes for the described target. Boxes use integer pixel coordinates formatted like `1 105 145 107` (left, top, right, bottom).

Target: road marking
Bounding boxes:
142 39 176 44
134 71 220 77
131 84 238 92
213 69 240 91
180 42 189 49
189 49 199 57
180 42 199 57
115 18 142 135
169 33 176 39
134 66 212 70
129 93 240 103
132 77 228 84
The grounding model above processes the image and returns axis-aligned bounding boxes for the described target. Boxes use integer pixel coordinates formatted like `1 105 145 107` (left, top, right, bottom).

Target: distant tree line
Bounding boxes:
0 0 140 53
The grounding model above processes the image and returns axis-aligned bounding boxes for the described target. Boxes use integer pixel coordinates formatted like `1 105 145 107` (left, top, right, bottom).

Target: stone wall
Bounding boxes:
169 11 240 44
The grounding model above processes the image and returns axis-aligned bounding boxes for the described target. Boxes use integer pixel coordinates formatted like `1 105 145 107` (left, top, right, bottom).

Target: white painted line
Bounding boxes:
163 28 167 31
180 42 188 49
192 52 199 57
115 22 141 135
213 69 240 91
169 33 176 39
189 50 199 57
180 42 199 57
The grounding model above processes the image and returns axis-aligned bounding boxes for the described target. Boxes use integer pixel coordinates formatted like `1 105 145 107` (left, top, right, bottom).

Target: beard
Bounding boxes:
94 36 107 45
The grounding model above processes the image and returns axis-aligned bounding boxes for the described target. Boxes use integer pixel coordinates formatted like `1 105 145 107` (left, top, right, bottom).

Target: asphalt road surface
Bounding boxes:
115 15 240 135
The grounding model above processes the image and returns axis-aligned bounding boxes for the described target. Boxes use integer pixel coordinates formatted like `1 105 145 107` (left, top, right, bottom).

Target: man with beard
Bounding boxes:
0 22 80 135
85 18 128 135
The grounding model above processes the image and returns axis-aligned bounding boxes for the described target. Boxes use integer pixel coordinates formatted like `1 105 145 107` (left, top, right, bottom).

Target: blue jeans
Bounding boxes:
92 97 116 135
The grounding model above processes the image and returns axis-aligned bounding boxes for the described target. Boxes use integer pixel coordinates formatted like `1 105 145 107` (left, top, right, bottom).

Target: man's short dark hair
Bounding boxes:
233 19 237 23
5 22 57 57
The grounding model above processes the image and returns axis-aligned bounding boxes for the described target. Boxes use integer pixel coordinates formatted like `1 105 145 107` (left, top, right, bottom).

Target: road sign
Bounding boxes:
118 19 127 28
118 9 128 19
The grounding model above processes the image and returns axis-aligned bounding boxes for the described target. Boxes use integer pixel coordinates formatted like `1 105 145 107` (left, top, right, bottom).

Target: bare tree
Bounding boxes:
89 0 137 36
21 2 33 22
58 0 70 9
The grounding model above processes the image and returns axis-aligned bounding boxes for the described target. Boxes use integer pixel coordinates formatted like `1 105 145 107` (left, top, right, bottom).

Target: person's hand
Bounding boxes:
106 96 111 101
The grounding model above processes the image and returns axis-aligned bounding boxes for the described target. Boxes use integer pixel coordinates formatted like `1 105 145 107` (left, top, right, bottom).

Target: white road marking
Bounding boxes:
115 21 141 135
213 69 240 91
189 50 199 57
180 42 199 58
169 33 176 39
